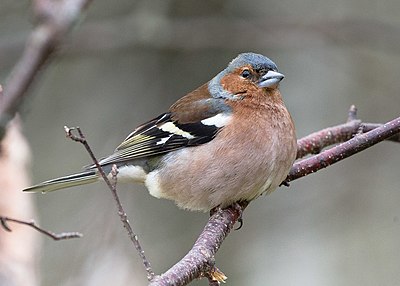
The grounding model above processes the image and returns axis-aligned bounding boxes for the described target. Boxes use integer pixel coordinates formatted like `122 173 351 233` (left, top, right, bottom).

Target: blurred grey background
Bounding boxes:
1 0 400 285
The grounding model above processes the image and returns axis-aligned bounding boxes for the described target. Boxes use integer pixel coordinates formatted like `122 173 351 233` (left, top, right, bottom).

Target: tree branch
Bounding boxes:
295 106 399 159
149 108 400 286
287 115 400 182
295 120 400 159
0 0 93 140
149 203 245 286
0 216 82 241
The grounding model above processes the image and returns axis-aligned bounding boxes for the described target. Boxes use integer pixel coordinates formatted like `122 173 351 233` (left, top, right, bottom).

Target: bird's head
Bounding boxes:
208 52 285 101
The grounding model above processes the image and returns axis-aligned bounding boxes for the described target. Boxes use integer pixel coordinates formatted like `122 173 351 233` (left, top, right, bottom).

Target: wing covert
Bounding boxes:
96 88 232 166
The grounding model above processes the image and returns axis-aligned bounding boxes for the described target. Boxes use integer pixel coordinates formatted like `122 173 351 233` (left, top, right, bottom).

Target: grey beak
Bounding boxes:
258 70 285 88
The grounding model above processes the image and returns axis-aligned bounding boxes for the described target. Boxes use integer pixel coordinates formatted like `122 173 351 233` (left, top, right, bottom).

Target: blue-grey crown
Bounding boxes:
228 52 278 72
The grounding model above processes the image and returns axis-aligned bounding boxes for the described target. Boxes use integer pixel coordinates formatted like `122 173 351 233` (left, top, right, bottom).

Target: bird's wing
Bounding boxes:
96 97 231 166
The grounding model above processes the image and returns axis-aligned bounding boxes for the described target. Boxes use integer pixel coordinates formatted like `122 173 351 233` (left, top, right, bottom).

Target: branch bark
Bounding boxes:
287 116 400 182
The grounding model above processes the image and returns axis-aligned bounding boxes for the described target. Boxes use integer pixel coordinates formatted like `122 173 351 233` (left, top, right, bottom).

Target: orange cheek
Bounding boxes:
220 74 250 94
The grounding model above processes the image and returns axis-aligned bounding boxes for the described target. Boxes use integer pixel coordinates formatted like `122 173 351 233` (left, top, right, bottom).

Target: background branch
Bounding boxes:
0 0 92 139
0 216 82 241
0 1 93 285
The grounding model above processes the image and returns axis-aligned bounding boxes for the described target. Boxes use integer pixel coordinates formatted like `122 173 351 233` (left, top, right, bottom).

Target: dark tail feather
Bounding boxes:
23 170 99 193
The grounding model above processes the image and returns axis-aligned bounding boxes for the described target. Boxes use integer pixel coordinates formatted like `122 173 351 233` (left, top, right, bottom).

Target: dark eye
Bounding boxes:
241 69 251 79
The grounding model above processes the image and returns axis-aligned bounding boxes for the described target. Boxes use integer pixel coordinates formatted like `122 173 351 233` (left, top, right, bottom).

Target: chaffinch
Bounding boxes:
24 52 297 212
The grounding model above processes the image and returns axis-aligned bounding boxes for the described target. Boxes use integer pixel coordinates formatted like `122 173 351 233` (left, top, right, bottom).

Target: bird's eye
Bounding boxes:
241 69 251 79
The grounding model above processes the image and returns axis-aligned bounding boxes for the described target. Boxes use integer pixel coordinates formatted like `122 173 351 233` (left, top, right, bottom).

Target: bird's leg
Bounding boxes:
232 202 244 230
210 202 244 230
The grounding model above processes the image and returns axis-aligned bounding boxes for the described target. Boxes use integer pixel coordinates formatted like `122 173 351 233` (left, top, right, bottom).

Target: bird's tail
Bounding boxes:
23 170 99 193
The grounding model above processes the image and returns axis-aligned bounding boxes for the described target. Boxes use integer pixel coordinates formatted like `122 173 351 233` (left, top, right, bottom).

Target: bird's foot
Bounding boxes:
280 180 290 187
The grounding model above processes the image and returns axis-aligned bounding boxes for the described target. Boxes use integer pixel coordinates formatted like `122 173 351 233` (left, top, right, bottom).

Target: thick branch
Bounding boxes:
150 203 246 286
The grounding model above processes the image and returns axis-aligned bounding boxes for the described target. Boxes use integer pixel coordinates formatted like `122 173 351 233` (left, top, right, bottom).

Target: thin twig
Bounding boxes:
0 216 82 240
64 126 155 281
347 105 357 122
287 115 400 183
296 119 400 160
296 120 400 159
296 119 362 159
111 164 119 190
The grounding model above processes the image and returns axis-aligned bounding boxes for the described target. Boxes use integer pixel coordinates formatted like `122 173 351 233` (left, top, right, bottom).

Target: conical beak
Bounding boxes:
258 70 285 88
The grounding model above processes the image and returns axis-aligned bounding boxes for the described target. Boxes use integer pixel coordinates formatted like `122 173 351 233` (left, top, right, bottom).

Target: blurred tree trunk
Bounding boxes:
0 119 39 286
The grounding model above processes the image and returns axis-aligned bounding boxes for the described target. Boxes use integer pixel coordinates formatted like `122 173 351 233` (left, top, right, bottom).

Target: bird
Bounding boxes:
23 52 297 212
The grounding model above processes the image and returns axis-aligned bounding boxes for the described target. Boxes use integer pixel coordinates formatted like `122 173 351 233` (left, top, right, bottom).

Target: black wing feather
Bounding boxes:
96 111 227 167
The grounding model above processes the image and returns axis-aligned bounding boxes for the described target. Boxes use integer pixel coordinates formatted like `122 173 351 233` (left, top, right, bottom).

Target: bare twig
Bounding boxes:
296 119 362 158
347 105 357 122
296 108 399 159
296 121 400 159
64 126 155 281
0 0 93 140
287 115 400 183
0 216 82 241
